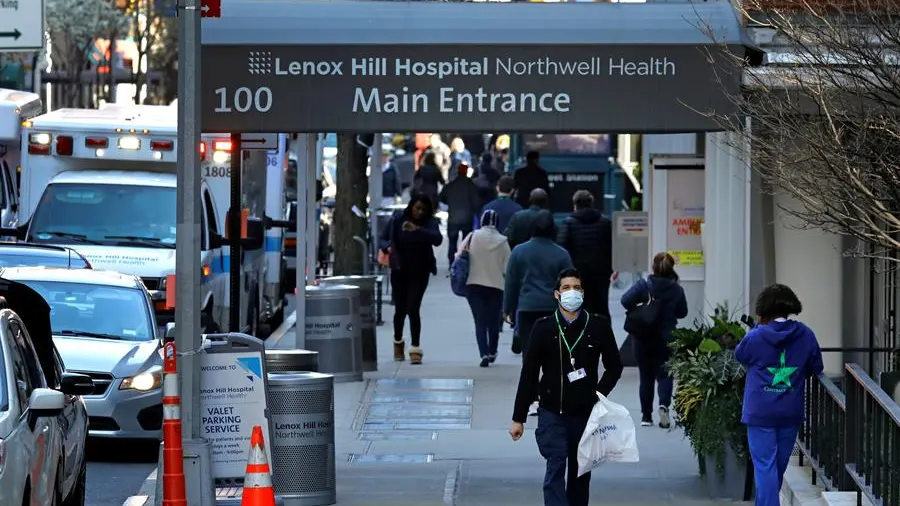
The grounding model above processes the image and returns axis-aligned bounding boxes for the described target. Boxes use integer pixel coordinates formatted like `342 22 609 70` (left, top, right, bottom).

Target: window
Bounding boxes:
19 280 154 341
11 322 45 390
28 183 177 247
2 163 16 207
6 323 32 412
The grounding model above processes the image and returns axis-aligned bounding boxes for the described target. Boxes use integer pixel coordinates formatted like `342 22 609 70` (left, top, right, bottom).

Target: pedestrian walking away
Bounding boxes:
557 190 614 318
412 152 445 211
463 208 511 367
512 150 551 209
440 162 481 270
509 267 623 506
482 175 522 235
620 252 688 428
378 193 443 365
735 284 823 506
505 188 553 250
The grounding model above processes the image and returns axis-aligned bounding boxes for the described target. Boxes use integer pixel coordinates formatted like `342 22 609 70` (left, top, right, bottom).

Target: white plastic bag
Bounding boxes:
576 393 640 477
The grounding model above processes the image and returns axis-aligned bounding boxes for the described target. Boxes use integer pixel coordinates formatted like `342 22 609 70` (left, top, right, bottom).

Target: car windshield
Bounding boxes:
28 183 177 248
18 280 153 341
0 251 89 269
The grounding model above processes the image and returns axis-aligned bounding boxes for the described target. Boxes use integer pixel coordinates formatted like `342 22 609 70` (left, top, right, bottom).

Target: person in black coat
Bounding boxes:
413 152 445 210
557 190 613 318
513 151 550 209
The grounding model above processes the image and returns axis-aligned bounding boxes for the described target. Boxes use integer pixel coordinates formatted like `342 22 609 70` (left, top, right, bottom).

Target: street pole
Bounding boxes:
305 135 317 288
368 133 383 258
172 0 214 504
294 133 312 349
229 133 243 332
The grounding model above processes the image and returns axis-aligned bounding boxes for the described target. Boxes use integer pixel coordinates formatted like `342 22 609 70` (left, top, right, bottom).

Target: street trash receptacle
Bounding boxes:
304 285 363 383
318 275 377 372
266 349 319 373
267 372 336 506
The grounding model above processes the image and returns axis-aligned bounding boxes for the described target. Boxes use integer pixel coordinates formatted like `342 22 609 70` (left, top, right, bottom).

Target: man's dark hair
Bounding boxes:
755 283 803 320
526 150 540 162
573 190 594 210
529 188 549 208
422 152 437 166
531 210 556 239
497 175 515 194
555 267 582 291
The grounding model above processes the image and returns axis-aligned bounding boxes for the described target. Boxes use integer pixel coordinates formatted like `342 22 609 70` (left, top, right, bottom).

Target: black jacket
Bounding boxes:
439 177 481 225
513 163 550 208
504 205 554 249
413 163 445 206
512 310 623 423
382 164 402 198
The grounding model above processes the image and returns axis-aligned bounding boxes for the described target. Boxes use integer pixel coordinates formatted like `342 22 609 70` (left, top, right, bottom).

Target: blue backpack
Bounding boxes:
450 234 472 297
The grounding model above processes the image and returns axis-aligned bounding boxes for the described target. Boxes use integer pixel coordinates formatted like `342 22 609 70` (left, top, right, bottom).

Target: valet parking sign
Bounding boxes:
199 351 271 480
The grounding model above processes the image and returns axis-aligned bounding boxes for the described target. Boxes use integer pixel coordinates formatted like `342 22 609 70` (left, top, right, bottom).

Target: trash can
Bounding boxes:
267 372 336 506
304 285 363 383
266 349 319 373
318 275 377 372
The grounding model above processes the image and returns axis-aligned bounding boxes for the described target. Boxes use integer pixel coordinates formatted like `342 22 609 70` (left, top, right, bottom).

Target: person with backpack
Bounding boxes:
735 284 823 506
620 252 688 428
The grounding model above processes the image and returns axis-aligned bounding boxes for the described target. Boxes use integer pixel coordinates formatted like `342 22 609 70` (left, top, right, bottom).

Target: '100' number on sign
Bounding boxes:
205 166 231 178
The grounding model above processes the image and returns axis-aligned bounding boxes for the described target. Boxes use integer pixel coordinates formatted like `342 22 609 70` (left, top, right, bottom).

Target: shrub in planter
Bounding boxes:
667 305 753 500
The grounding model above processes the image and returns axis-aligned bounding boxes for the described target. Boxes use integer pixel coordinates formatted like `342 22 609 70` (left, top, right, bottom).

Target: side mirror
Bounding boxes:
29 388 66 415
59 373 95 396
241 218 265 251
165 322 177 341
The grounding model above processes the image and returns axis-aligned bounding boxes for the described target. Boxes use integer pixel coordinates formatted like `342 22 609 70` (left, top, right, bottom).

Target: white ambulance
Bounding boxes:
0 89 42 228
11 104 286 334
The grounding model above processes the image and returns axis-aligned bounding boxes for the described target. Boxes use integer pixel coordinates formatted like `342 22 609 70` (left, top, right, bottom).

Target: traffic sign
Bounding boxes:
0 0 44 52
201 0 222 18
241 133 278 150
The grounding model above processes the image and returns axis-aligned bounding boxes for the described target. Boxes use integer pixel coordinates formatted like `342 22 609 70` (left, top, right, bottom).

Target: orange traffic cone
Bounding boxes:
241 426 276 506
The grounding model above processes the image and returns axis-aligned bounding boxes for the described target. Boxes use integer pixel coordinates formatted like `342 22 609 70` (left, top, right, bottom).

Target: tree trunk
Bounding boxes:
332 134 370 275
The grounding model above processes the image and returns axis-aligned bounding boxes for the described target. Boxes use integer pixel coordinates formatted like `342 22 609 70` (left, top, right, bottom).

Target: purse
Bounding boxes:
450 233 473 297
623 279 662 339
377 212 400 268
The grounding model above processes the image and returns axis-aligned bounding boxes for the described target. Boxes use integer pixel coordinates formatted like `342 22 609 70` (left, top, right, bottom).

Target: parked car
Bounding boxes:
0 276 94 506
0 243 91 269
0 267 162 441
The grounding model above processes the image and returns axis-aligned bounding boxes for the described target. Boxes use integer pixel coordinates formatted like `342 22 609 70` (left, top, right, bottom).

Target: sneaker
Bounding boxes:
641 416 653 427
488 354 497 363
479 357 490 368
658 406 671 429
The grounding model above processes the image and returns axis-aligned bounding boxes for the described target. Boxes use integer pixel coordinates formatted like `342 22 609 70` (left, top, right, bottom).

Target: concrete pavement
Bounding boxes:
128 258 745 505
87 439 157 506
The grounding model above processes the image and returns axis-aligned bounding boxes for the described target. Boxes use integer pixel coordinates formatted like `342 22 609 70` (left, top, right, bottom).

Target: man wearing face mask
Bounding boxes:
509 268 623 506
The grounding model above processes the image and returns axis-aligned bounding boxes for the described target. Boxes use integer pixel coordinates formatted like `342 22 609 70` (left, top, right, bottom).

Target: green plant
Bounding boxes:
668 304 750 479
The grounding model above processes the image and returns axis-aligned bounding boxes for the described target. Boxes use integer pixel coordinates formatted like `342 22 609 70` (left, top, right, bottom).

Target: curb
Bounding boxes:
122 468 157 506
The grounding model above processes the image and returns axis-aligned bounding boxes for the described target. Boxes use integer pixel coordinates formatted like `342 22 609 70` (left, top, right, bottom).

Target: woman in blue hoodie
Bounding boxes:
735 284 823 506
621 252 688 428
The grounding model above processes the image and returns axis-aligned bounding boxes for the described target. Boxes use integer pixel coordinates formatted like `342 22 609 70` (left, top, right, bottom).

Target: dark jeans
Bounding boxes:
446 222 473 266
535 408 591 506
747 425 799 506
633 339 674 419
517 310 555 363
391 269 430 347
582 278 610 318
466 285 503 358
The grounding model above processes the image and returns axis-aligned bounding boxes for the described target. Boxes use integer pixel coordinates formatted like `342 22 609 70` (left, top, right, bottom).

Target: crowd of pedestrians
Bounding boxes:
377 140 824 506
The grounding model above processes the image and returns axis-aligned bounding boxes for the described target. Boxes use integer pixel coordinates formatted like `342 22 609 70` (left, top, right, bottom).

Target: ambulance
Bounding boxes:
10 103 288 334
0 88 42 228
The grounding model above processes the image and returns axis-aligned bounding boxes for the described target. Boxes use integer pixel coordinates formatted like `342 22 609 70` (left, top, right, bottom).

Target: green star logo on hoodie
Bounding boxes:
767 351 798 388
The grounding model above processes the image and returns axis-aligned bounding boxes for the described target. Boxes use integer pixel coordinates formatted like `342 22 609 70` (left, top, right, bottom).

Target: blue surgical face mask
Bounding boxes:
558 290 584 312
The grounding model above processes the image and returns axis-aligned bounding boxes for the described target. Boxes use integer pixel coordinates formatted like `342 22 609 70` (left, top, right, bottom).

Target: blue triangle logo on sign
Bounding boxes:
236 357 263 380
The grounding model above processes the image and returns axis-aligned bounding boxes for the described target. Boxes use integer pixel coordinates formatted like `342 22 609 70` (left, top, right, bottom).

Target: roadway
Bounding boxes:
86 439 158 506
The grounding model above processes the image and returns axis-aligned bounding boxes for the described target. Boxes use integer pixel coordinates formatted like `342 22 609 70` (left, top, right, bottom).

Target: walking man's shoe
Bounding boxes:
641 415 653 427
480 356 490 367
393 339 405 361
658 406 671 429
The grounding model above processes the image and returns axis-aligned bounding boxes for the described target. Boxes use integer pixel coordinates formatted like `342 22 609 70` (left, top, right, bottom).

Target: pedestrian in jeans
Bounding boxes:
509 268 623 506
439 162 481 271
462 209 511 367
378 193 443 365
620 252 688 428
735 284 823 506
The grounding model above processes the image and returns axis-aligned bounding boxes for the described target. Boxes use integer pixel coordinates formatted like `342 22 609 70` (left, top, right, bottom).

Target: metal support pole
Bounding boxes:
294 134 312 349
172 0 214 504
368 134 383 265
305 137 317 285
229 133 243 332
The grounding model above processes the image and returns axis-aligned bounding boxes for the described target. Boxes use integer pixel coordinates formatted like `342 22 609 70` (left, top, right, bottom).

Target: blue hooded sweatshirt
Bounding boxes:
735 319 824 427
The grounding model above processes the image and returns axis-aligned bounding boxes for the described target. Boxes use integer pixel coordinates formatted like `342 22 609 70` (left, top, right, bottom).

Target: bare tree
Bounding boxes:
148 16 177 104
715 0 900 264
46 0 129 107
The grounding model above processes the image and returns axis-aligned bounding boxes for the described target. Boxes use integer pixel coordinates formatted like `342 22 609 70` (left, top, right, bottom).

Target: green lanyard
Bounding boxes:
555 312 589 368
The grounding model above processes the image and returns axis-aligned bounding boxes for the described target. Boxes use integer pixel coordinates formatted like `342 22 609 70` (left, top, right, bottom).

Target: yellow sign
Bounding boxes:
669 250 704 266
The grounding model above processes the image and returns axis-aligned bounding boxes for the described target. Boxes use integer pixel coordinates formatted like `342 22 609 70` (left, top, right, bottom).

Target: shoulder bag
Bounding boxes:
450 232 474 297
623 279 662 339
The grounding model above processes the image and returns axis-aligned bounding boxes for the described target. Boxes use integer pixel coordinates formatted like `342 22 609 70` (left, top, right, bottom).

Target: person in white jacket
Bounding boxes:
463 209 511 367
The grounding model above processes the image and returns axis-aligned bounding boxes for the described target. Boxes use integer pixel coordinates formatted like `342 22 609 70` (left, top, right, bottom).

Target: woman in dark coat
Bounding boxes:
378 193 443 365
620 252 689 428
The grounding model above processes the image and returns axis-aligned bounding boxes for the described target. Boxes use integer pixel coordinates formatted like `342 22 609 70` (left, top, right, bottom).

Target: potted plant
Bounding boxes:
667 305 753 501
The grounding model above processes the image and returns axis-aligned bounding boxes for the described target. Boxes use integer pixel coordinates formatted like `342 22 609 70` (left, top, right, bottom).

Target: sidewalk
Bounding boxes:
133 243 740 505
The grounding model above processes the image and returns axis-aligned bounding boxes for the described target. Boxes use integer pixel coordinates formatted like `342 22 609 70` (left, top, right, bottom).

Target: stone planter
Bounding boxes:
703 442 754 501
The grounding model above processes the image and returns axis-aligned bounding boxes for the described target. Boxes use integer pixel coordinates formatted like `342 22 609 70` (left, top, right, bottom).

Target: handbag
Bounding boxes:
450 233 473 297
576 393 640 477
377 212 399 268
623 279 661 339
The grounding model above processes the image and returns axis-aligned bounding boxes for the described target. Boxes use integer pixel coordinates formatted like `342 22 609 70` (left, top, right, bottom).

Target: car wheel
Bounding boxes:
62 462 86 506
